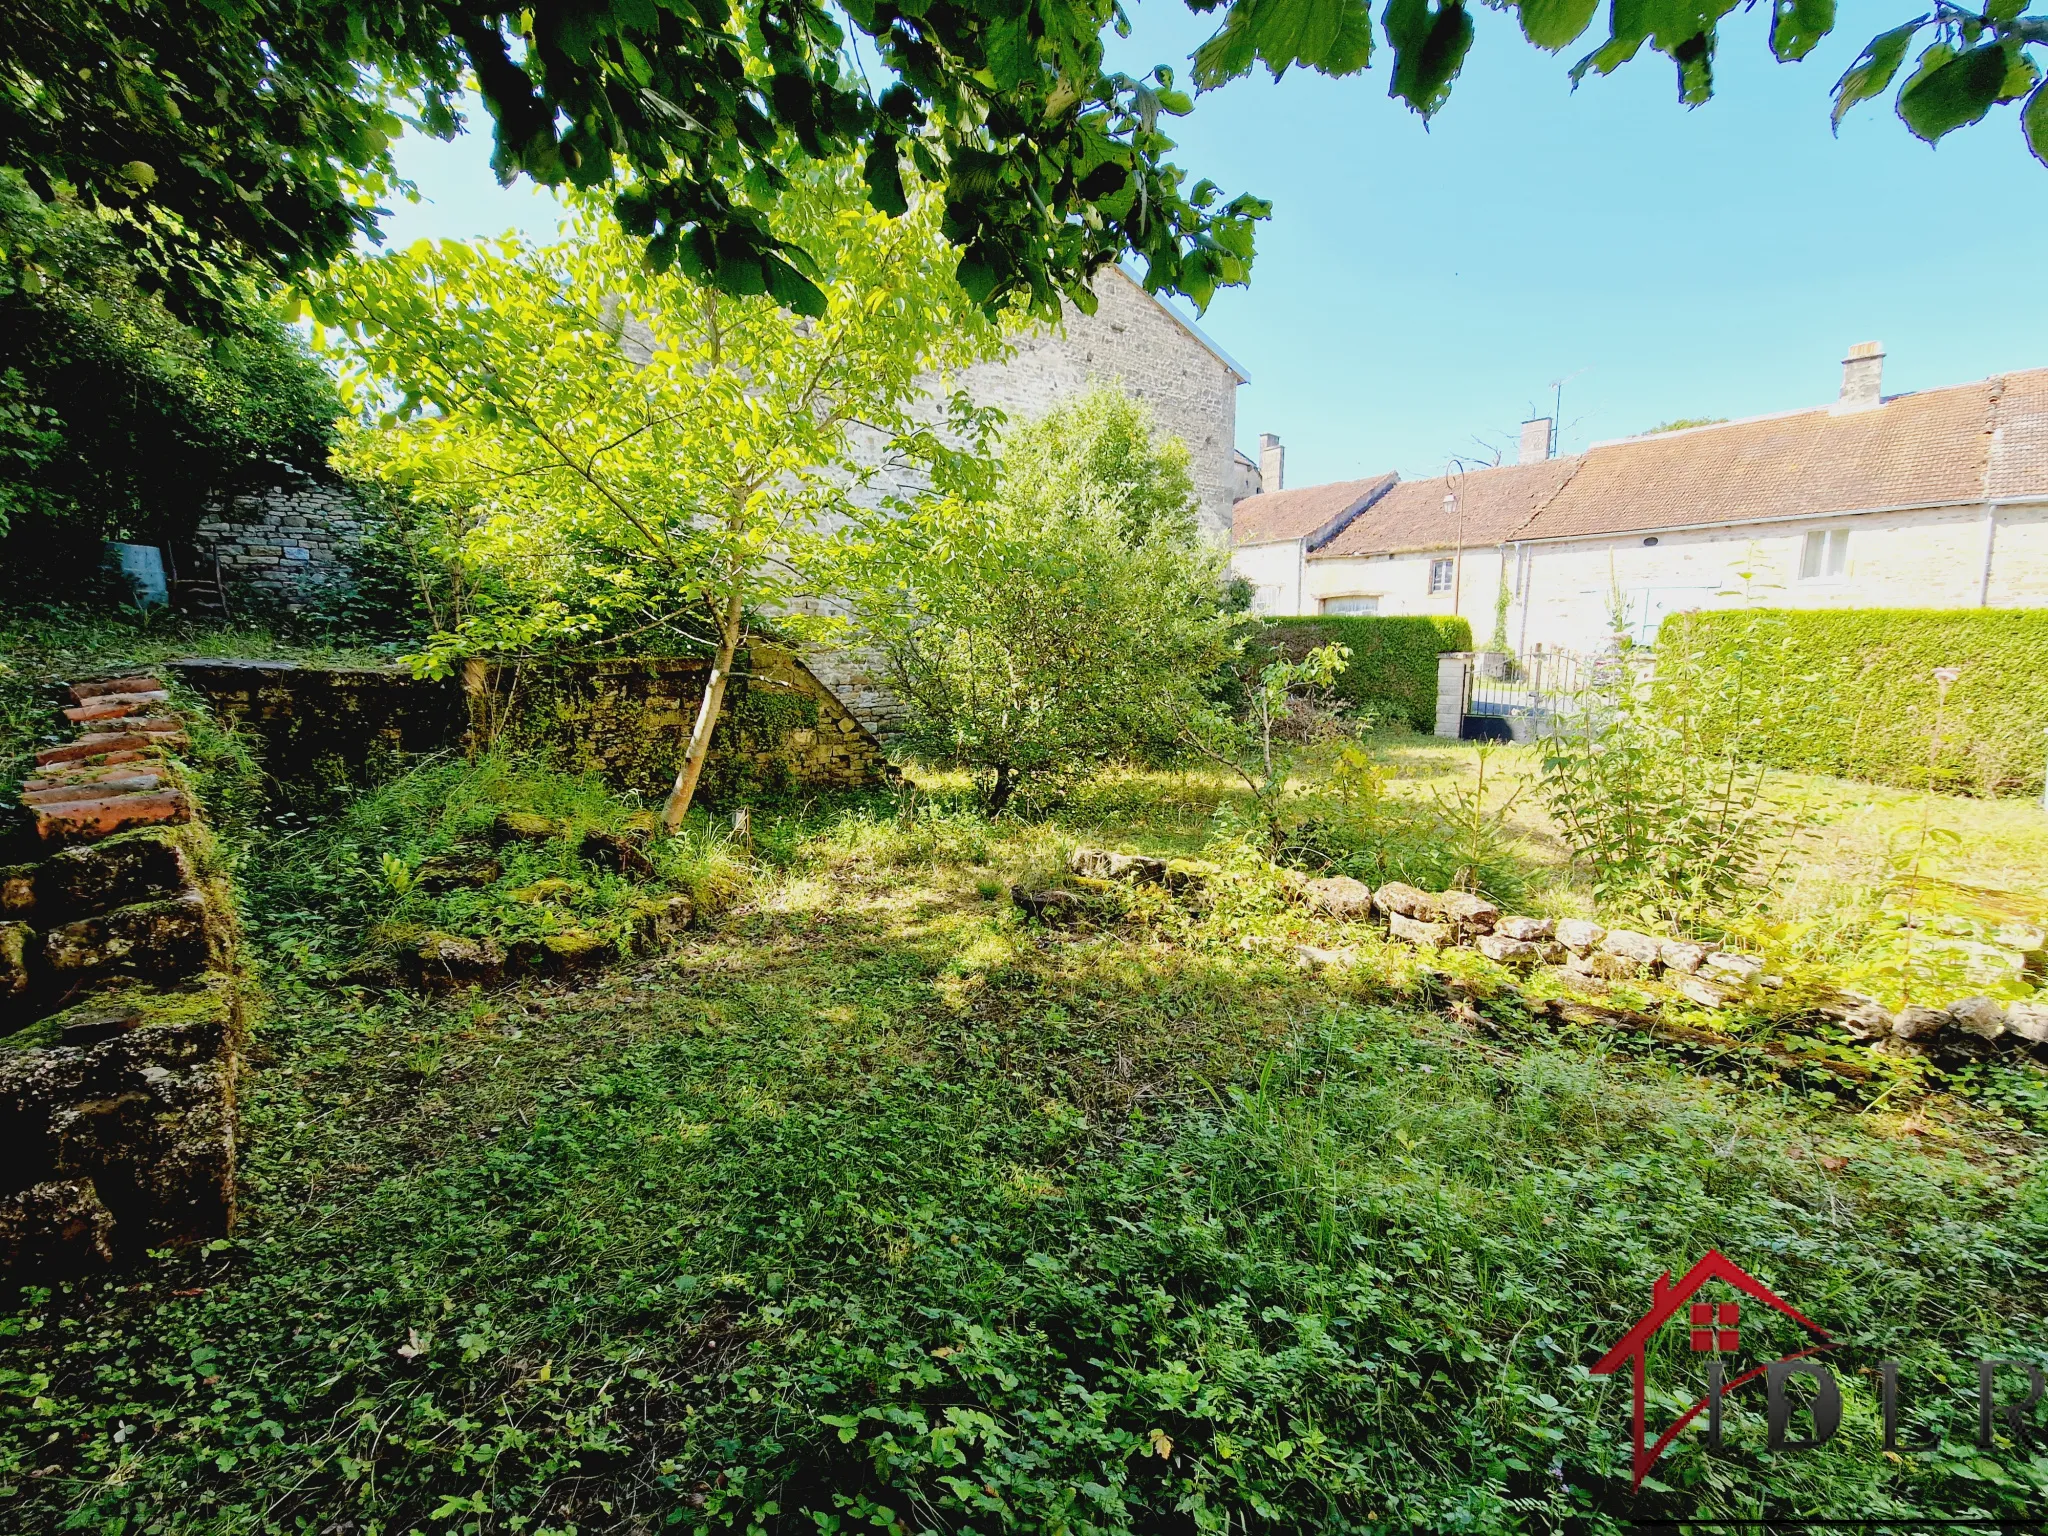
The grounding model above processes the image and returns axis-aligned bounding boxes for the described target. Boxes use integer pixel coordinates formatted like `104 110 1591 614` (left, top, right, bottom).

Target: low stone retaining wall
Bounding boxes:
1035 849 2048 1070
2 675 244 1276
467 648 893 801
172 646 892 800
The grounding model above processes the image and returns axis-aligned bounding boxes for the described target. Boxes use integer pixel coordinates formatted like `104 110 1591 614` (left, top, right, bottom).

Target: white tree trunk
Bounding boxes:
661 583 743 833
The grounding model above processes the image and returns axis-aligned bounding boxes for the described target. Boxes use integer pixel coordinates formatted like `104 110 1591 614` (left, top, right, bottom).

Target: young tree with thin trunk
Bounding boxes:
314 173 1004 830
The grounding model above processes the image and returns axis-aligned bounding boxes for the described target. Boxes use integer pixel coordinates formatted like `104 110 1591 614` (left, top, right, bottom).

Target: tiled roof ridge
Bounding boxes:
1583 365 2048 453
1503 453 1586 541
1305 472 1400 552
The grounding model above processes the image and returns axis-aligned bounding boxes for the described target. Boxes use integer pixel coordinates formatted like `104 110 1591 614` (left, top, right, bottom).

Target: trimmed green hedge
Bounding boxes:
1264 615 1473 731
1657 607 2048 795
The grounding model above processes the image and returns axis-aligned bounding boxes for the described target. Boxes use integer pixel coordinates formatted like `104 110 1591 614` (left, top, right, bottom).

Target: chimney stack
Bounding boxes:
1259 432 1284 493
1519 418 1553 464
1836 341 1885 412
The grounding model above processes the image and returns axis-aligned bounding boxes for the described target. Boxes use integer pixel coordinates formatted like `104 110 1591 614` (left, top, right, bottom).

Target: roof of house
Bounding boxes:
1231 473 1398 549
1315 458 1582 559
1989 368 2048 501
1515 369 2048 542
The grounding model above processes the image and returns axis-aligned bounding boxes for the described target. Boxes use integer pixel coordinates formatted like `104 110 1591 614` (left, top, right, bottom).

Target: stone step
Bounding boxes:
32 790 193 845
64 702 178 726
33 733 183 767
66 676 166 702
71 689 170 712
22 761 167 794
22 773 169 807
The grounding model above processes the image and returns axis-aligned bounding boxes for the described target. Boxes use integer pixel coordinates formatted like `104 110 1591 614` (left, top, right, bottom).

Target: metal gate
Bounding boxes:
1462 646 1587 742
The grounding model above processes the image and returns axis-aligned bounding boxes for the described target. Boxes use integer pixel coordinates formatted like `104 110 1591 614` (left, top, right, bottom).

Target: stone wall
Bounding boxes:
188 471 377 616
173 648 891 801
950 268 1245 547
172 659 467 786
470 647 894 801
2 675 244 1276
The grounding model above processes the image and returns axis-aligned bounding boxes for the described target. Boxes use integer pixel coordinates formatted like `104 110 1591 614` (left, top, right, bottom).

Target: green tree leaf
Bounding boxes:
1382 0 1475 117
1995 46 2040 103
1832 20 1926 129
1193 0 1377 85
863 136 909 218
1768 0 1836 62
1516 0 1600 52
2025 78 2048 166
1896 41 2010 143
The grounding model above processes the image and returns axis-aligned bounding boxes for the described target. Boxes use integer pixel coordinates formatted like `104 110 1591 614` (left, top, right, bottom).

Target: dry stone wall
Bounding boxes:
1 675 245 1277
189 472 375 616
173 648 891 802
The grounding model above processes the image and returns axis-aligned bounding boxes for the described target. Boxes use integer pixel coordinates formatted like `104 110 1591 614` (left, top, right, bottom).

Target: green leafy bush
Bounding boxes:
1262 615 1472 731
860 388 1236 816
1543 644 1796 932
1658 607 2048 795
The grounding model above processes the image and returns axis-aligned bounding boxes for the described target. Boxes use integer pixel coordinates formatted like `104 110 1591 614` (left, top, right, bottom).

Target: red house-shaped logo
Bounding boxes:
1591 1249 1832 1489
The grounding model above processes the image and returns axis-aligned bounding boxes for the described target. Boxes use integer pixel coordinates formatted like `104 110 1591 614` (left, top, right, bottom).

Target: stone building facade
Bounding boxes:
186 471 375 617
805 267 1250 736
953 267 1248 545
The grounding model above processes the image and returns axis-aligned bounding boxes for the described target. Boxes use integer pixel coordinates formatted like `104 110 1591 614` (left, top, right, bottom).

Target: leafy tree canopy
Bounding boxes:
1000 384 1201 548
0 172 338 577
314 170 1006 828
2 1 2038 329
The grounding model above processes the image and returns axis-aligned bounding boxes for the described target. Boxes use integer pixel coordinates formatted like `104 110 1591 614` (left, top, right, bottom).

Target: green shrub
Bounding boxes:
1658 607 2048 795
1263 615 1473 731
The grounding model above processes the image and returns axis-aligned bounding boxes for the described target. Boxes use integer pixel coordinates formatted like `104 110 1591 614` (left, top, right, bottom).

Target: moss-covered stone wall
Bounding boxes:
3 676 245 1277
466 646 894 802
175 648 891 803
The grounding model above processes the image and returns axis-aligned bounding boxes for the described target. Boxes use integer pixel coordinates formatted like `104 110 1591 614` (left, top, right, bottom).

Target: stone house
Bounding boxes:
1234 345 2048 654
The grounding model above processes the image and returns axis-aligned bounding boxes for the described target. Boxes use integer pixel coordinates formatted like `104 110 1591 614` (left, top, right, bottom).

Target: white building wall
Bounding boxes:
1307 546 1513 640
1232 541 1305 615
1514 501 2048 654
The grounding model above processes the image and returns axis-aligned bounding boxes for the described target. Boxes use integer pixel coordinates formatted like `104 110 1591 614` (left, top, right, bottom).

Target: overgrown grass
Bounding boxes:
245 755 751 978
4 760 2047 1533
5 614 2048 1531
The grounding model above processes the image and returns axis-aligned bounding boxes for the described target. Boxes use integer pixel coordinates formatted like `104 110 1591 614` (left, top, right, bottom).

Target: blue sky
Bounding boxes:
383 5 2048 487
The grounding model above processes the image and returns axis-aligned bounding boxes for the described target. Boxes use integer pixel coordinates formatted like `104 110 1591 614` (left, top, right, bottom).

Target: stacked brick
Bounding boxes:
1 676 242 1277
20 677 195 845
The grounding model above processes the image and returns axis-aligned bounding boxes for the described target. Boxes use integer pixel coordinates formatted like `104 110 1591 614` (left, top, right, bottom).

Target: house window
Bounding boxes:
1800 528 1849 580
1429 558 1454 594
1320 595 1380 615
